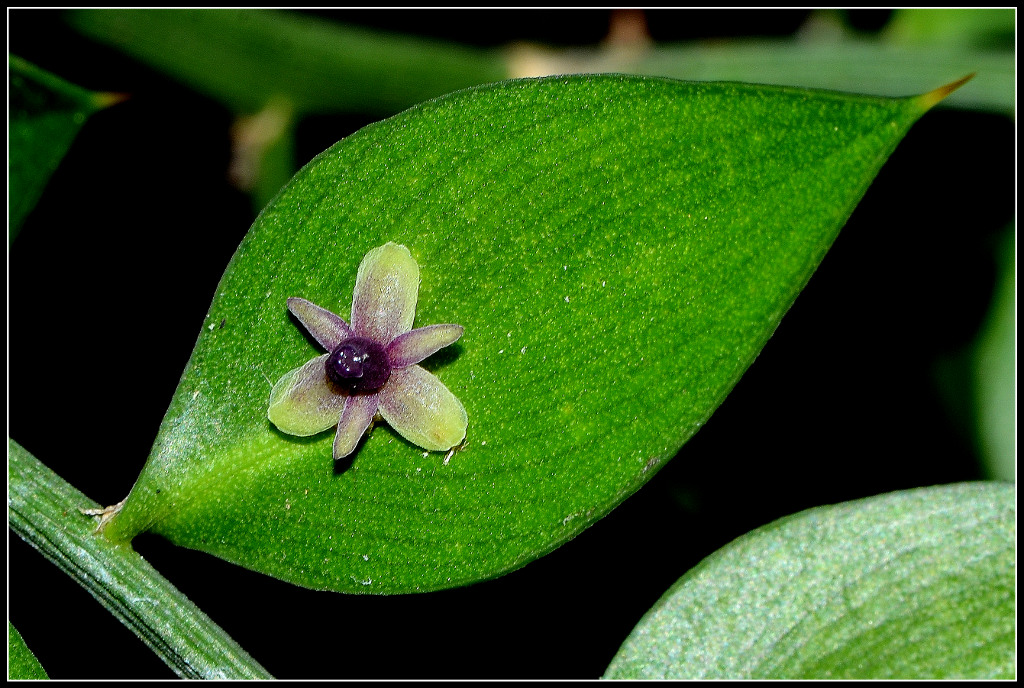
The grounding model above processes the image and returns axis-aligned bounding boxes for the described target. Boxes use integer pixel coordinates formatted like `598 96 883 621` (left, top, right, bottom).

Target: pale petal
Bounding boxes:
333 394 380 460
378 365 467 452
351 242 419 343
287 297 351 351
386 324 464 368
268 354 347 436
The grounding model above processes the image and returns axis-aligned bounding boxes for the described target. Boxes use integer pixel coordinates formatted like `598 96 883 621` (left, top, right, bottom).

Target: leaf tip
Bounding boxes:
916 73 975 111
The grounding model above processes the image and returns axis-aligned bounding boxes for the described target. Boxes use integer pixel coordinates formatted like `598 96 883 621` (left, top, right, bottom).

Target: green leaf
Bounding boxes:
974 226 1016 481
631 42 1012 115
8 55 120 241
68 10 1014 119
8 621 48 680
102 74 958 593
66 9 506 115
884 8 1016 48
7 440 272 679
603 482 1015 679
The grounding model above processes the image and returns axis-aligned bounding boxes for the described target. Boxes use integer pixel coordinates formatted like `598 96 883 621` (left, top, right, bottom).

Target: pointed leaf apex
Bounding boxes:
916 73 975 111
93 91 130 109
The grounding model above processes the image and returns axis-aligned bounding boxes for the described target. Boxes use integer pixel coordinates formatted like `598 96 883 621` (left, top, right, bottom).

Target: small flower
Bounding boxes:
268 242 468 461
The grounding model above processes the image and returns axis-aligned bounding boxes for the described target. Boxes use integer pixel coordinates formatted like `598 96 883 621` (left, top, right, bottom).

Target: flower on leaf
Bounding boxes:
268 242 468 461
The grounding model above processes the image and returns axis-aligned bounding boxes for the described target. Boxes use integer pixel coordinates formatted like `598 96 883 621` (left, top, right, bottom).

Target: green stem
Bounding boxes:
7 439 273 680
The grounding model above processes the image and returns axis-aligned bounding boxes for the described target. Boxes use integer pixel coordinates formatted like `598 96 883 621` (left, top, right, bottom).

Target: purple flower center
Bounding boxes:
325 336 391 392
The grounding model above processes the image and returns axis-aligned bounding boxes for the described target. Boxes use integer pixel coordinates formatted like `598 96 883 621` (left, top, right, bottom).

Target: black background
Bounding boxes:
8 9 1013 679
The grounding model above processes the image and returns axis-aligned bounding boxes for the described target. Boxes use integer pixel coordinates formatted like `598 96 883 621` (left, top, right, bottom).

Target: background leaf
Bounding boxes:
8 55 120 241
629 41 1011 115
8 622 49 680
604 482 1015 679
883 8 1015 48
66 8 506 116
973 226 1016 481
933 221 1016 484
65 9 1014 118
101 74 943 593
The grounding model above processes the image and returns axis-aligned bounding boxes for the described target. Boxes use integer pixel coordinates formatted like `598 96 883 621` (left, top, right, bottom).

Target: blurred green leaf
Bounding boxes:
974 226 1016 481
8 621 48 680
884 8 1015 49
8 55 119 241
604 482 1016 679
66 8 506 115
629 41 1012 115
103 74 953 593
7 440 272 679
68 9 1013 119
